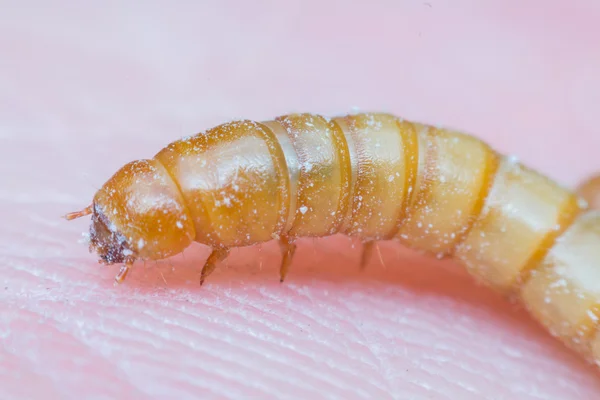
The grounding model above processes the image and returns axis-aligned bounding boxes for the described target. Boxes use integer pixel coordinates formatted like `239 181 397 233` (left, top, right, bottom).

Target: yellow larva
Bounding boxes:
66 112 600 368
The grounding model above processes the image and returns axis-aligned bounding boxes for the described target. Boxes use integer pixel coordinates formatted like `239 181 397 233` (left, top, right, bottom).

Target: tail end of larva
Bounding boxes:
577 175 600 210
64 204 93 221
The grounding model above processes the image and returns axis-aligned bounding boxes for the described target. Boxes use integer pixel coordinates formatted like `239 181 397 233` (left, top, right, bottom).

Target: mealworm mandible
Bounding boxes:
66 112 600 368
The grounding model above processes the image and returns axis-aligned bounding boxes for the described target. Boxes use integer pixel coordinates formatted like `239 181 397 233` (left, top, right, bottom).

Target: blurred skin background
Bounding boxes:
2 1 600 398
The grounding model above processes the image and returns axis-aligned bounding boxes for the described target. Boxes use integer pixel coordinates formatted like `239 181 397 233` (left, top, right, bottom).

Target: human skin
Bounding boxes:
2 1 600 399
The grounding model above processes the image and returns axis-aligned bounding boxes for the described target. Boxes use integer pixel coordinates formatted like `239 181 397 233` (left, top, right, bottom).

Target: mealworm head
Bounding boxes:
87 158 196 265
88 203 136 265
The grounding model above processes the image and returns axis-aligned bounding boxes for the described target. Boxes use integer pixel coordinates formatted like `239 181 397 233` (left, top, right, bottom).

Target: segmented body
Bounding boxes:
67 112 600 368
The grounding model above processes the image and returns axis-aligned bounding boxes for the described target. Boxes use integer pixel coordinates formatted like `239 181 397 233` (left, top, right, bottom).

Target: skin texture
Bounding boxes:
3 1 600 399
72 110 599 367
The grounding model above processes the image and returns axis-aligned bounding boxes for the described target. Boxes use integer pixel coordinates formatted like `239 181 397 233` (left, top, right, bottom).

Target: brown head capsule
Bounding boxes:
66 112 600 368
67 159 196 282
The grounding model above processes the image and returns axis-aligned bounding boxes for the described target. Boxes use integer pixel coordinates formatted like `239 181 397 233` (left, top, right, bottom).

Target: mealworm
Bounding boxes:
66 112 600 367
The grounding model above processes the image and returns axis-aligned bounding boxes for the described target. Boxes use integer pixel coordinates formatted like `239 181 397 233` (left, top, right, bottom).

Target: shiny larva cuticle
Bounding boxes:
68 111 600 368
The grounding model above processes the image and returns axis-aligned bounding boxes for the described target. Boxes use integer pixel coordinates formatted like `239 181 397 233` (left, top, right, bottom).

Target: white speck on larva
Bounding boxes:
76 112 600 372
507 154 519 164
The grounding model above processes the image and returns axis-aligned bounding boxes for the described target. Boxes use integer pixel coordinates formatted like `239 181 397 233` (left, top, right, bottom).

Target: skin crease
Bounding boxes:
3 1 600 399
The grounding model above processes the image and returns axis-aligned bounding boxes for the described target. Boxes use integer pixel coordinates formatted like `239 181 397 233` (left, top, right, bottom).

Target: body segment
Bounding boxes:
66 112 600 368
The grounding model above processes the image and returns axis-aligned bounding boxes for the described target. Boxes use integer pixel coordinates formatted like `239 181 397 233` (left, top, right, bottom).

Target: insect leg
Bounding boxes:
114 262 133 285
360 240 376 270
200 248 229 285
279 236 297 283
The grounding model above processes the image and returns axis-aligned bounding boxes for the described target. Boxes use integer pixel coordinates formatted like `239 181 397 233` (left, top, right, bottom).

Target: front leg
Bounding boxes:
114 262 133 285
279 236 297 283
200 248 230 285
360 240 376 270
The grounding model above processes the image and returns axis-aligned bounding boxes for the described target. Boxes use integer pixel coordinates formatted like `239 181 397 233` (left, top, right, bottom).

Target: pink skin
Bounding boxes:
2 1 600 398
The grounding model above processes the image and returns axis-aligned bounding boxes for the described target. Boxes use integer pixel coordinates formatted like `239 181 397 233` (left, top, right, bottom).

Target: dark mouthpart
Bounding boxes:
89 205 135 265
